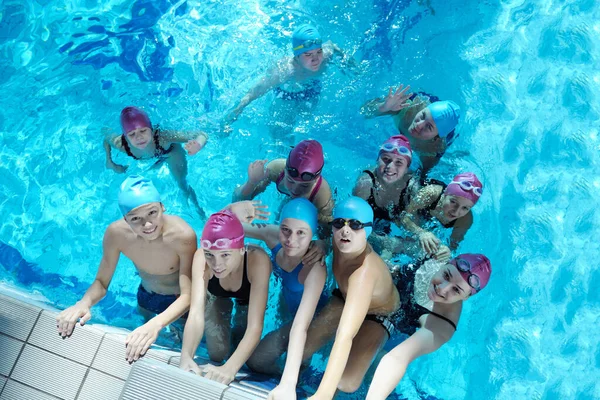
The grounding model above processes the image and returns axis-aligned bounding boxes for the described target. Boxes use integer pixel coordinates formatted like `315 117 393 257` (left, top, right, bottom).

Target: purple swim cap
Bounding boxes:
121 106 151 134
201 210 245 250
287 140 324 181
379 134 412 165
444 172 483 205
449 253 492 295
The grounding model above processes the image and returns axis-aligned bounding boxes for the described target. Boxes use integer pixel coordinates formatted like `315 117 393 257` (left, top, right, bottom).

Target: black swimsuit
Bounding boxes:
392 260 457 335
364 170 415 235
207 252 251 305
121 127 174 161
417 179 456 229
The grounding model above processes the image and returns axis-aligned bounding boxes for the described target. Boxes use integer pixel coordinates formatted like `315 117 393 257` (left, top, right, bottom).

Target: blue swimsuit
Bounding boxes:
270 244 328 315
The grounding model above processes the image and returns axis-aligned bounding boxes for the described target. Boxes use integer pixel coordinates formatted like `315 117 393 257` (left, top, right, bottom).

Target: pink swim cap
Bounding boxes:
450 253 492 295
121 106 152 134
201 210 245 250
379 135 412 165
444 172 483 205
287 140 324 181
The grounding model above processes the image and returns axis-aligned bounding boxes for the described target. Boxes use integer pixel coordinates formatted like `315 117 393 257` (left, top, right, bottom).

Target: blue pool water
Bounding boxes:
1 0 599 398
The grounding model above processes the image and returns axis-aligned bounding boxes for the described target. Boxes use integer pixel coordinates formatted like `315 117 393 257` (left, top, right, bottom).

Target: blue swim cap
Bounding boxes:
292 24 322 56
280 198 318 238
427 100 461 138
118 175 162 216
333 196 374 237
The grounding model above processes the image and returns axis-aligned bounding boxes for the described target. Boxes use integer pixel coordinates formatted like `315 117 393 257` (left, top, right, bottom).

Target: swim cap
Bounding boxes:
121 106 151 134
379 134 412 166
427 101 460 138
449 253 492 295
333 196 374 237
118 175 162 216
444 172 483 205
201 210 245 250
292 24 322 56
287 140 324 181
280 198 319 238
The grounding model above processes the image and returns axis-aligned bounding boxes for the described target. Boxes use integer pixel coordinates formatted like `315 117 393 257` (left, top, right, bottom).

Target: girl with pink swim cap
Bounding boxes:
366 253 492 399
401 172 483 262
233 139 335 228
178 209 271 385
103 106 209 216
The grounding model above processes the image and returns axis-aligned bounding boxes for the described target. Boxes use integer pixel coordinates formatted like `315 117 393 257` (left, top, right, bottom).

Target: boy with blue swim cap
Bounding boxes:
303 196 401 398
361 83 462 175
56 175 197 363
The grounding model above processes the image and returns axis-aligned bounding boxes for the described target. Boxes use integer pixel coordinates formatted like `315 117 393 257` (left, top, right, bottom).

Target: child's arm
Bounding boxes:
233 159 284 201
449 211 473 250
103 133 128 173
241 222 280 249
360 85 415 118
401 185 443 254
160 130 209 156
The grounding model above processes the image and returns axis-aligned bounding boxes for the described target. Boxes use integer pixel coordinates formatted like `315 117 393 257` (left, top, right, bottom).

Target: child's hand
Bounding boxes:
107 161 128 174
185 139 204 156
248 159 268 184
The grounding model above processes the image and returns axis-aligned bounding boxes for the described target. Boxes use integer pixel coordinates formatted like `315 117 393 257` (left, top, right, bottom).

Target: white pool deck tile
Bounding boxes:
76 369 124 400
0 293 41 341
1 379 60 400
28 311 104 366
0 335 23 377
11 345 88 400
90 334 134 380
224 384 271 400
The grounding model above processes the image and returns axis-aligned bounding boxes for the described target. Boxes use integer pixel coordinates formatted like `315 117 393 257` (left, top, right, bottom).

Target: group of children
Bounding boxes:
57 24 492 400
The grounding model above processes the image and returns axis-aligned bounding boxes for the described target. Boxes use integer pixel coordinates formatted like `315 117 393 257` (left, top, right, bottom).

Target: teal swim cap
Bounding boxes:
333 196 374 237
280 198 319 238
427 100 461 138
292 24 322 56
118 175 162 216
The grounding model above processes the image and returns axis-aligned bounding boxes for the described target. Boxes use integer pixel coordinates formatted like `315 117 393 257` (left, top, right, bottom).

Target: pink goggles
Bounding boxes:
200 235 244 250
448 179 482 197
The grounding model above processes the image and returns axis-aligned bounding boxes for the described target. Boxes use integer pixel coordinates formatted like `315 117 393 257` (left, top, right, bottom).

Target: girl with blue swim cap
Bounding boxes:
227 199 329 398
361 84 461 175
223 24 357 150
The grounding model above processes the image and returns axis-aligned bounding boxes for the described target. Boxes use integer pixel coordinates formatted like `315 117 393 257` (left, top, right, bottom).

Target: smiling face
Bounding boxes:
203 248 245 279
376 152 409 184
427 262 471 304
408 107 439 140
279 218 312 257
440 194 474 221
125 127 152 149
333 221 367 254
297 48 324 71
124 202 165 241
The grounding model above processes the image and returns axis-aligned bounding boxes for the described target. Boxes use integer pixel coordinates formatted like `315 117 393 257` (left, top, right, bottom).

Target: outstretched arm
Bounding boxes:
161 130 209 156
401 185 443 255
360 84 414 118
233 159 284 201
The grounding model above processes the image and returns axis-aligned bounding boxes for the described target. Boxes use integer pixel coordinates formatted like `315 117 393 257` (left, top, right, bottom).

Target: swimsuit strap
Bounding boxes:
121 135 139 160
427 310 457 330
308 176 323 202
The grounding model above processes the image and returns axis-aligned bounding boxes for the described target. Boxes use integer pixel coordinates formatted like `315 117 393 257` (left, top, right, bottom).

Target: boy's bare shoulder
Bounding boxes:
162 215 197 244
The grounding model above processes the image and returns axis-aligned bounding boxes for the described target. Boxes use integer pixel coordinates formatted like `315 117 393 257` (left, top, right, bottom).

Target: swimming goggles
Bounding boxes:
331 218 373 231
285 159 323 182
201 235 244 250
453 257 481 293
448 179 483 197
379 143 412 157
293 39 323 52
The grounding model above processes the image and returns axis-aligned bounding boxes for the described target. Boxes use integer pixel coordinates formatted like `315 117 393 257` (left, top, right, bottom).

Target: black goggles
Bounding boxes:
285 160 323 182
331 218 372 231
454 258 481 293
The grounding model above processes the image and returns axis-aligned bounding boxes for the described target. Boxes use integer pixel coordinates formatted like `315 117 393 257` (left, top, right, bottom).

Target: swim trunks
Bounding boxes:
331 288 395 338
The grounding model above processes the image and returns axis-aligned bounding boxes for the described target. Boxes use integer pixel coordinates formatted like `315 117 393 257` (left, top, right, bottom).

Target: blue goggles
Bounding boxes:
379 143 412 157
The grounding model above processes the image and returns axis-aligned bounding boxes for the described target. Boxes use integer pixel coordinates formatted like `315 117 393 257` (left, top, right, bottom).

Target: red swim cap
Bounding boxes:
286 140 324 181
120 106 151 134
444 172 483 205
450 253 491 295
379 135 412 165
201 211 245 250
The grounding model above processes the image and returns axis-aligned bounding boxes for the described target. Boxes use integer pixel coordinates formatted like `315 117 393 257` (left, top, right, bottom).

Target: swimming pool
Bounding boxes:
1 0 599 398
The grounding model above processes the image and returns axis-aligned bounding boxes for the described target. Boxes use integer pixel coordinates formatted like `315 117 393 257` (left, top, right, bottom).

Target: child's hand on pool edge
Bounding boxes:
178 355 202 374
200 364 236 385
268 382 297 400
56 301 92 338
124 319 162 363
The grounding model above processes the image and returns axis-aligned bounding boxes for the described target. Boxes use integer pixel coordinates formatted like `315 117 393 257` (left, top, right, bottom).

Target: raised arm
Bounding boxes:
179 250 210 373
233 159 284 201
311 268 376 398
365 315 455 400
271 262 327 399
242 222 280 249
360 85 413 118
401 185 443 255
160 130 209 156
56 223 122 337
125 229 197 362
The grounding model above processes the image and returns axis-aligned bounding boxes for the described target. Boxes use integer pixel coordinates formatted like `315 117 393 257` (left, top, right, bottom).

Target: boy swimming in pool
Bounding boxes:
361 85 461 175
223 24 356 149
56 175 197 363
103 106 208 216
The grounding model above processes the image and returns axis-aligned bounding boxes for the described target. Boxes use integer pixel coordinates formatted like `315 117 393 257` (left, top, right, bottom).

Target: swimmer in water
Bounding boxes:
178 210 271 385
227 199 328 399
366 254 492 399
401 172 483 262
56 175 197 363
302 197 400 399
103 106 208 217
361 85 461 175
233 139 335 238
223 24 356 150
